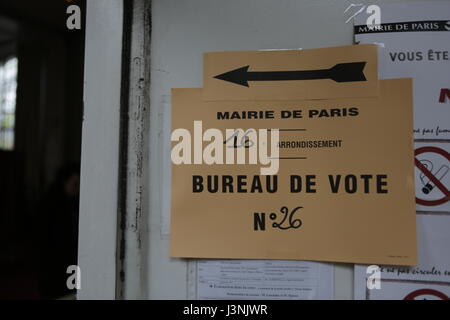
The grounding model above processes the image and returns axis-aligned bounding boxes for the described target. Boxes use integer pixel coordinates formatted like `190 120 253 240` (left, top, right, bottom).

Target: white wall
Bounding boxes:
147 0 423 299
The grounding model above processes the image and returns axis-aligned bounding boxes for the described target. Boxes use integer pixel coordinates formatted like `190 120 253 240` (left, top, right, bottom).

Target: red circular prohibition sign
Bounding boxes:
404 288 450 300
415 146 450 206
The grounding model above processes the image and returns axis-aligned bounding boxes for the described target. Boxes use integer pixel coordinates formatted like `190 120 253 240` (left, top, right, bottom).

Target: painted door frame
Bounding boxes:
78 0 150 300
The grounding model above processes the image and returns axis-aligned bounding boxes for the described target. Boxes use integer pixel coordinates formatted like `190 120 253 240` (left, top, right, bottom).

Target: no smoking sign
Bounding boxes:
404 288 450 300
415 142 450 213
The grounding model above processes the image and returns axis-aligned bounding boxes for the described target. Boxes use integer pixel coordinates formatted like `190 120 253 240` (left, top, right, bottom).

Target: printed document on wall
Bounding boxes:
354 1 450 140
354 2 450 300
197 260 333 300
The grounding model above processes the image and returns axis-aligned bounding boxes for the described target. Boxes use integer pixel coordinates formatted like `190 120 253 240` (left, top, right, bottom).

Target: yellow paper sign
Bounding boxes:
170 79 416 265
203 44 379 101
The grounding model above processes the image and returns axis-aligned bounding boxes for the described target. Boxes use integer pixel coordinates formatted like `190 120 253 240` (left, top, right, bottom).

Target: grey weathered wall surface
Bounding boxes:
80 0 424 300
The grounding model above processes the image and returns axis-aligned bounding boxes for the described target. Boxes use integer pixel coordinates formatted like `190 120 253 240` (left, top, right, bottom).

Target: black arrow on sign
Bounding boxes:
214 62 367 87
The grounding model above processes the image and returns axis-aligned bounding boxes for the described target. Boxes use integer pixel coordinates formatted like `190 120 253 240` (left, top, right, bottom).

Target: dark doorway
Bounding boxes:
0 1 85 299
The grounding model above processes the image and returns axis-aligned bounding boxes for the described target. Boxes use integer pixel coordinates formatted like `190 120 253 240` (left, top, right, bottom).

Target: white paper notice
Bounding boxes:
197 260 333 300
353 1 450 300
355 1 450 140
354 215 450 300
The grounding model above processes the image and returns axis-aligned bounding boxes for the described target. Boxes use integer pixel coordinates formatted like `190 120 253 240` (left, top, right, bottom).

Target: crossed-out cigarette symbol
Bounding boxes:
415 146 450 206
419 159 449 195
